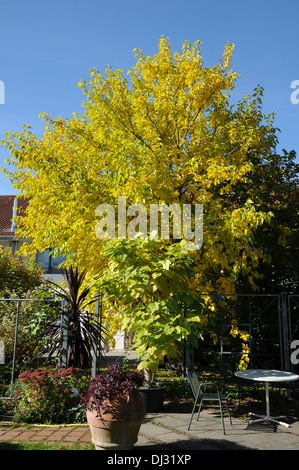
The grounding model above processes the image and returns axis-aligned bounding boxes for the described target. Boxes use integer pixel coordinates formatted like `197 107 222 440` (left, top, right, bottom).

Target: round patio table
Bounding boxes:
235 369 299 427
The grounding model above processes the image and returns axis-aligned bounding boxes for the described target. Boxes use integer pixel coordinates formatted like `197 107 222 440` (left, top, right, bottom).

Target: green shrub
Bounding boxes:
0 247 43 297
163 379 193 400
0 289 60 371
13 366 90 424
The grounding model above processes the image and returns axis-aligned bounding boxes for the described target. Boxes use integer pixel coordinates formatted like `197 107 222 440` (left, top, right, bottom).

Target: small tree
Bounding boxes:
1 37 277 299
100 237 203 386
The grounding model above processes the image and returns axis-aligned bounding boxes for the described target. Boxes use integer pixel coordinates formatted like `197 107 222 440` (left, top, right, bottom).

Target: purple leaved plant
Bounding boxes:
82 363 143 413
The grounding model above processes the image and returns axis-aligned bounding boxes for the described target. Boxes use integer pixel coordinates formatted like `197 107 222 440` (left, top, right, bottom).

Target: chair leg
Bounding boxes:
188 398 198 430
188 396 231 435
219 400 226 435
196 399 203 421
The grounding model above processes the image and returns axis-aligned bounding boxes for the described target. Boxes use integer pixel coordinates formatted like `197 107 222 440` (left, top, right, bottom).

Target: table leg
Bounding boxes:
249 382 289 428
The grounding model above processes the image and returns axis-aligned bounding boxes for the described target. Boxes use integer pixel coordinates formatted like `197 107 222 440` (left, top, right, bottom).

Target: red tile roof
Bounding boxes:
0 195 29 237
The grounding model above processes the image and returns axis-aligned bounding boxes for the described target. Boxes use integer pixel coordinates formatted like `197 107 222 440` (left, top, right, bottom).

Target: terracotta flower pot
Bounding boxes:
86 390 145 450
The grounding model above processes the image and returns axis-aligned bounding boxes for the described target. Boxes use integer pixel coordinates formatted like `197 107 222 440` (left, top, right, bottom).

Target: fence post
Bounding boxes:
280 292 291 371
10 299 20 390
59 299 69 368
0 340 4 365
11 299 21 386
92 292 100 378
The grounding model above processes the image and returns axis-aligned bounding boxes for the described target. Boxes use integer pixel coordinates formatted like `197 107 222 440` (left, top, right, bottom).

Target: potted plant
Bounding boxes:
82 363 145 450
99 237 204 412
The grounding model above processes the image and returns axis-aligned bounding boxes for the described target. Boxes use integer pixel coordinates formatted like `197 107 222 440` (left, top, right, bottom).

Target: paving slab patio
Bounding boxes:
1 399 299 450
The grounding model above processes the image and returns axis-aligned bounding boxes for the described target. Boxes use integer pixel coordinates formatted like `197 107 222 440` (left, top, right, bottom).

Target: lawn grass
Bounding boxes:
0 440 94 450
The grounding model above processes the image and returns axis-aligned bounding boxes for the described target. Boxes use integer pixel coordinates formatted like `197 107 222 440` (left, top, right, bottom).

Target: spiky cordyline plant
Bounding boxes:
43 266 107 369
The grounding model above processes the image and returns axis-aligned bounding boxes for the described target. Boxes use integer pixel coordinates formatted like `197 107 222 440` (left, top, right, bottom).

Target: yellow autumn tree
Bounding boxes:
1 37 276 309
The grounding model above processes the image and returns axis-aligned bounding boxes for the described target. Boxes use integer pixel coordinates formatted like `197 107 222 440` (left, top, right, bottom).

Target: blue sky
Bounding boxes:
0 0 298 194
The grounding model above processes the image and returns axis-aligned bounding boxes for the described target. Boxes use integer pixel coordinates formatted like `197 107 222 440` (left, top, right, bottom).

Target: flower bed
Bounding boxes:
13 365 90 424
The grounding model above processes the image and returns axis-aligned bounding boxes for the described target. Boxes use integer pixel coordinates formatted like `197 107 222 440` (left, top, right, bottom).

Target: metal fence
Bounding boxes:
0 292 106 399
187 292 299 376
0 297 63 399
0 291 299 399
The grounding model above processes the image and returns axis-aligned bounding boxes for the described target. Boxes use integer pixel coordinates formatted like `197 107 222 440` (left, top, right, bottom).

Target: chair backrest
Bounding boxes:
186 367 200 398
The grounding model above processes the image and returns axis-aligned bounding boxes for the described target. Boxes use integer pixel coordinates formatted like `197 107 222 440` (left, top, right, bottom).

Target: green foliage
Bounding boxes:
0 247 43 297
232 149 299 293
158 376 193 400
13 366 90 424
41 266 107 368
1 37 281 299
100 237 204 384
0 288 58 374
0 247 49 373
0 441 94 451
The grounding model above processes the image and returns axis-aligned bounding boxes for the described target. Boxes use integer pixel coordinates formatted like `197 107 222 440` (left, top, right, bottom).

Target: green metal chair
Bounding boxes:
186 367 232 434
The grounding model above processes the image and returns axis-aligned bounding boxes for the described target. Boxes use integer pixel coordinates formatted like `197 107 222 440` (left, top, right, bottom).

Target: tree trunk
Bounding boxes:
143 367 154 387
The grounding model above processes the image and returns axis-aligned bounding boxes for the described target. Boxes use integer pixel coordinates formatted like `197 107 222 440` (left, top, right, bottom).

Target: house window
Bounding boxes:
36 249 66 274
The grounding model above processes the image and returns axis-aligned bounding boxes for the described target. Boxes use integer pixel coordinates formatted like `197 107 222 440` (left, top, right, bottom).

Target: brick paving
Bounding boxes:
1 401 299 450
0 423 91 448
